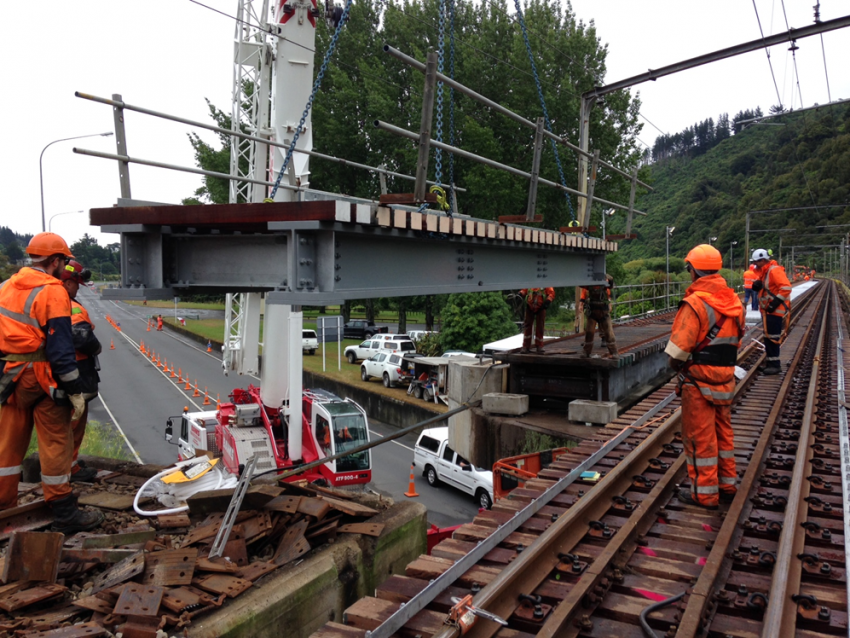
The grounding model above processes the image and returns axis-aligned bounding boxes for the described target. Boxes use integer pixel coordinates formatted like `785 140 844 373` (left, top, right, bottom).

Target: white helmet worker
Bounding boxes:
751 248 770 262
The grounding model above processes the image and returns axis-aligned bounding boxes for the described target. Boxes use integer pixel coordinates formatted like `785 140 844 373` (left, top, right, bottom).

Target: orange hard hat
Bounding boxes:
26 232 73 258
685 244 722 271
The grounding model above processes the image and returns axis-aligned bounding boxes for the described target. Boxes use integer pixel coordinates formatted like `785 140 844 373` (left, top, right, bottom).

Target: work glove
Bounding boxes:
543 299 551 310
69 394 86 422
751 280 763 292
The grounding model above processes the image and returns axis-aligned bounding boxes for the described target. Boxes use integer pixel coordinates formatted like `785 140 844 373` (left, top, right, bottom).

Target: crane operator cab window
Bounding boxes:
315 415 332 456
323 402 370 473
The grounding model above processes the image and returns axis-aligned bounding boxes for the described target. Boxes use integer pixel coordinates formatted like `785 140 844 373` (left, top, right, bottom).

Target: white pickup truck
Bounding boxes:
413 426 494 509
345 338 415 364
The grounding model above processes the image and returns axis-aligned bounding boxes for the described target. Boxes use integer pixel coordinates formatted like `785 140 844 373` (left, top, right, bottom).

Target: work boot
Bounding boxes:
677 489 718 511
520 348 530 354
70 465 98 483
535 346 545 354
49 495 104 534
762 365 781 376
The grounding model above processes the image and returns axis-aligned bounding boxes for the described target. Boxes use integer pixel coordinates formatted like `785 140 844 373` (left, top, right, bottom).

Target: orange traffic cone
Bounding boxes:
157 356 163 369
216 394 221 410
110 338 115 350
403 464 419 498
184 376 192 391
170 366 177 378
193 381 200 398
163 360 170 373
140 341 146 354
177 368 182 381
206 341 212 353
203 388 211 406
146 319 151 332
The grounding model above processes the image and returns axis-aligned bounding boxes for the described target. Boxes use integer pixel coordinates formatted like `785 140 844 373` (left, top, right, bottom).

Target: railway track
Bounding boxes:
313 281 845 638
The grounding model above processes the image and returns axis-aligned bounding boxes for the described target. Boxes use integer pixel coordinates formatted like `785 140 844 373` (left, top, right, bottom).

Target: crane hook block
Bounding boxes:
429 185 450 211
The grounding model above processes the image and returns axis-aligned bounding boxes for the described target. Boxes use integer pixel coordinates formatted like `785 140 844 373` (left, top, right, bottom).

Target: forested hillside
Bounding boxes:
615 104 850 272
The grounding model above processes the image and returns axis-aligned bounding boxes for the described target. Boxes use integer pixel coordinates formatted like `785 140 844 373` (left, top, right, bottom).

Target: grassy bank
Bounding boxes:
26 419 135 461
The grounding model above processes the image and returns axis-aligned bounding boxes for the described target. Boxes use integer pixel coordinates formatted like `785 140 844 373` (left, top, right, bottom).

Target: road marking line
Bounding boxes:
370 430 415 452
112 326 205 412
96 392 143 464
106 300 221 360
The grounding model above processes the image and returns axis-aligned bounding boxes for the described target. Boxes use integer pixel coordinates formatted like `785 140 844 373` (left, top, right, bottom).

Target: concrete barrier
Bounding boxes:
190 500 428 638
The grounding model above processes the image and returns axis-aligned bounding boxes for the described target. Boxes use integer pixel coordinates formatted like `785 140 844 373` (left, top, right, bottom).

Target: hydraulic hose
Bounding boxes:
639 592 685 638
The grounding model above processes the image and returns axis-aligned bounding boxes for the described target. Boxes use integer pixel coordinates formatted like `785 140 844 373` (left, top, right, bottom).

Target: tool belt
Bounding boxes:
1 349 47 363
689 344 738 367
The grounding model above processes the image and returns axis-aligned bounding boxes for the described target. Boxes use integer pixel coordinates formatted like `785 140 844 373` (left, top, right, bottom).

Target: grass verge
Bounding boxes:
26 419 135 461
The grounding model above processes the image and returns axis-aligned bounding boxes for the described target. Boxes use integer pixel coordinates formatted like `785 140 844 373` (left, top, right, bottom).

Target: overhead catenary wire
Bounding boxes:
751 0 783 107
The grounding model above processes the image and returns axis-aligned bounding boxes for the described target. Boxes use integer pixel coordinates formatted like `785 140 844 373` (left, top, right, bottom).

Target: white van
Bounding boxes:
413 426 494 509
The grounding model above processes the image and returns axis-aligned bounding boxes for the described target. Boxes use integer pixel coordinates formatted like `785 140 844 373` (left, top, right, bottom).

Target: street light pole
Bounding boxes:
730 240 738 287
40 132 113 232
666 226 675 309
48 210 84 232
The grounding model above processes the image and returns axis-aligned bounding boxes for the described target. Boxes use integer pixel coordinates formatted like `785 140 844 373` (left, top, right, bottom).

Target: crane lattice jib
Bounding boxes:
268 0 355 200
512 0 576 222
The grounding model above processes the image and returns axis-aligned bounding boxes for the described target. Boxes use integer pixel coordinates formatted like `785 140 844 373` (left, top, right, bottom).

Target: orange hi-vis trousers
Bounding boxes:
0 367 73 508
680 383 737 507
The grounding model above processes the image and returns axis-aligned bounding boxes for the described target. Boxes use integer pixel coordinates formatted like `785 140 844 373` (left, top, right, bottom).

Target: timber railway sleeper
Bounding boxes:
310 282 835 638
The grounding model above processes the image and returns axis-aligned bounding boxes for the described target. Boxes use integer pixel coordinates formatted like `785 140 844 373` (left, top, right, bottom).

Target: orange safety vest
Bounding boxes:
0 267 72 396
742 269 758 290
519 287 554 312
665 275 745 405
757 261 792 317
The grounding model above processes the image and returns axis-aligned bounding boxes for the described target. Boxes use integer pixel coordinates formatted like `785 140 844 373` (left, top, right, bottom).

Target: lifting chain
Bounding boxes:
267 0 355 201
447 0 457 214
511 0 576 222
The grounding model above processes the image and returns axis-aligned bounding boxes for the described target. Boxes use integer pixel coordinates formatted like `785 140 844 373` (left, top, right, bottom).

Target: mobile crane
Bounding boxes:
164 0 372 487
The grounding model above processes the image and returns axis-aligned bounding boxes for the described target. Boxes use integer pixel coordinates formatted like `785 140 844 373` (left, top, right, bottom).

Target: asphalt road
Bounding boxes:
79 288 479 528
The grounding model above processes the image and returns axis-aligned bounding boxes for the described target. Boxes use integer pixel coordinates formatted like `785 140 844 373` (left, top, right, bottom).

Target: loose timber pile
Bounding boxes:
0 469 387 638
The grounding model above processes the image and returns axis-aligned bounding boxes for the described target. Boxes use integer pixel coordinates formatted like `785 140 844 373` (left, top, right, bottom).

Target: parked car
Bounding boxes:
345 338 416 364
413 426 494 509
408 330 437 342
343 320 389 340
302 329 318 355
360 352 414 387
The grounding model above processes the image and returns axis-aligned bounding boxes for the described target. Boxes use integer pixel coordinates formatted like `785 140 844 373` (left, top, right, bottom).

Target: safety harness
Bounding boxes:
675 297 740 396
759 265 790 346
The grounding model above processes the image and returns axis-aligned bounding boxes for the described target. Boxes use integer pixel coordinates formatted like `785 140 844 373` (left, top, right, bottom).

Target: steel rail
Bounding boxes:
676 284 830 636
535 342 771 637
74 91 466 192
374 120 647 216
365 392 676 638
762 282 831 635
382 45 653 192
834 282 850 629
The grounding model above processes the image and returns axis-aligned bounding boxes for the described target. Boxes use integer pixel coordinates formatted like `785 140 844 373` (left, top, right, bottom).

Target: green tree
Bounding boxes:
4 242 23 263
440 292 515 352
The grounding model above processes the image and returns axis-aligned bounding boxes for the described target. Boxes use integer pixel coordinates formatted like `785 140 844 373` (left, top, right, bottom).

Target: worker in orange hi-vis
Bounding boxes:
60 260 102 483
0 233 104 533
665 244 745 510
156 315 164 331
518 287 555 354
751 248 792 375
742 264 759 311
579 274 618 359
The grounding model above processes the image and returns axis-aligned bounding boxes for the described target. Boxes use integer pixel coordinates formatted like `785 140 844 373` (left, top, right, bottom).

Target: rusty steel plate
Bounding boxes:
2 531 64 583
264 495 301 513
192 574 253 598
72 596 115 614
113 583 164 617
142 548 198 586
161 586 215 613
156 513 191 528
236 561 279 582
0 500 52 542
195 556 238 573
339 523 385 537
0 583 66 612
91 552 145 594
21 621 108 638
81 530 157 548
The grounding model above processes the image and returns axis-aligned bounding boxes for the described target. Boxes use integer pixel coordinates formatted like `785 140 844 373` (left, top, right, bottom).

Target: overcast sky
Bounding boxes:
0 0 847 252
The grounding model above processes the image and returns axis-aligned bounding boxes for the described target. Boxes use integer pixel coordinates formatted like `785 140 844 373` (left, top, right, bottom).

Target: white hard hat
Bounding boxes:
751 248 770 262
